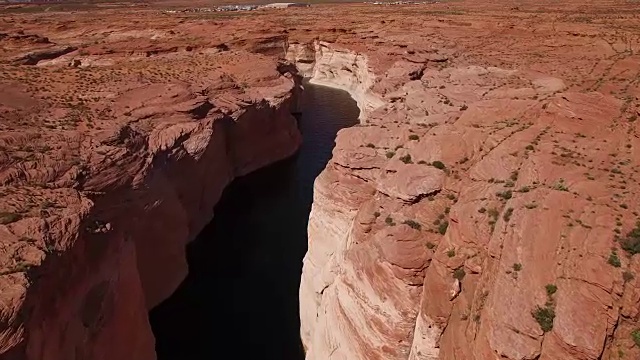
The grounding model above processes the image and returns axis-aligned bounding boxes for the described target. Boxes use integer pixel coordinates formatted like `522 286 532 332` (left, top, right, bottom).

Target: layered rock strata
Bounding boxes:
291 38 640 360
0 42 302 358
1 3 640 360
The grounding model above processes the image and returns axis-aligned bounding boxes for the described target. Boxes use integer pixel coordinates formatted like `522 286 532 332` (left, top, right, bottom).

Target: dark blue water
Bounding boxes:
148 83 359 360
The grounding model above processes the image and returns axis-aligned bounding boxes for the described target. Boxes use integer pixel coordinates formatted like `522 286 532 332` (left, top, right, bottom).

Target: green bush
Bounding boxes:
453 268 466 280
438 221 449 235
385 216 396 226
503 208 514 222
403 219 421 230
496 190 513 200
532 305 555 332
0 212 22 225
399 154 413 164
622 223 640 255
632 329 640 347
545 284 557 296
608 251 621 267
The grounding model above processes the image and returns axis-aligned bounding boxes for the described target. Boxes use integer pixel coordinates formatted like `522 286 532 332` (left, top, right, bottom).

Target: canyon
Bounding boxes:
1 1 640 360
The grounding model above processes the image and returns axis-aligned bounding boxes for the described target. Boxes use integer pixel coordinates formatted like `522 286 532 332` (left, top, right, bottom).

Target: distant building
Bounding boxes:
262 2 310 9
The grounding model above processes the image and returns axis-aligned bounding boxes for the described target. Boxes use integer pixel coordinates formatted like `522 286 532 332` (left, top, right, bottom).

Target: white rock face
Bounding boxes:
287 41 384 119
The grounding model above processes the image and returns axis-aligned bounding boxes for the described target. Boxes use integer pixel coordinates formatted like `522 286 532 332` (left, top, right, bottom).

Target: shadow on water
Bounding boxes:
149 82 360 360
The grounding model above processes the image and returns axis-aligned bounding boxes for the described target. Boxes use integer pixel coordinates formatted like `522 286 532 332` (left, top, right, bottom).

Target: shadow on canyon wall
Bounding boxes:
149 82 360 360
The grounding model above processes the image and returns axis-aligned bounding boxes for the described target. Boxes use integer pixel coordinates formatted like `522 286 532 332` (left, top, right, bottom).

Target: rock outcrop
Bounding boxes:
2 2 640 360
0 20 303 359
289 12 640 360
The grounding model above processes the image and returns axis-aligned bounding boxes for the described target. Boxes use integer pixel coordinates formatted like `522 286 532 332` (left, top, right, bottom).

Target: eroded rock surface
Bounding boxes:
1 1 640 360
284 3 640 360
0 11 302 359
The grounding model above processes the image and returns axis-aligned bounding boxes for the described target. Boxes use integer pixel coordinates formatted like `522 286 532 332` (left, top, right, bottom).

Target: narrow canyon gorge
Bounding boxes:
1 2 640 360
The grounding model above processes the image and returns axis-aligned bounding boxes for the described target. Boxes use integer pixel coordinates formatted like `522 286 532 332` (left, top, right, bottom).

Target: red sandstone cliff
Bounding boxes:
2 2 640 360
0 19 302 358
289 13 640 360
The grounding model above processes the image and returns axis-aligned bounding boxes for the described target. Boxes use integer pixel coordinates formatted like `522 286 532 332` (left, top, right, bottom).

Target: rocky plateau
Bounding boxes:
1 1 640 359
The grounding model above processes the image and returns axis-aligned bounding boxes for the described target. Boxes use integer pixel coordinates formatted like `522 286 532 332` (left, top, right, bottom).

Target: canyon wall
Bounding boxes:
0 55 303 359
291 40 640 360
287 41 384 118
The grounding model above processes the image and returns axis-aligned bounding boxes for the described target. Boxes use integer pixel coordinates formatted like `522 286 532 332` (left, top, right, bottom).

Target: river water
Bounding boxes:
149 82 360 360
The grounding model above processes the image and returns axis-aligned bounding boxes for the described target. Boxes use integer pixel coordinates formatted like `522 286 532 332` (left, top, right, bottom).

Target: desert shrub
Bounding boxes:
399 154 413 164
432 161 446 170
496 190 513 200
438 221 449 235
545 284 557 296
403 219 421 230
632 329 640 347
532 305 555 332
622 223 640 255
608 251 622 267
503 208 514 222
0 212 22 225
408 134 419 141
385 216 396 226
453 268 466 280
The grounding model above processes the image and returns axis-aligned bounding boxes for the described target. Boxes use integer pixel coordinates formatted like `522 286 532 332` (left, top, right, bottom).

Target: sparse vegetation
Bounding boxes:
623 271 634 283
513 263 522 271
496 190 513 200
400 154 413 164
632 329 640 347
0 212 22 225
373 211 381 218
532 284 558 332
503 208 514 222
446 248 455 257
532 305 555 333
552 182 569 192
453 267 466 280
438 221 449 235
608 250 621 267
621 222 640 255
403 219 422 230
545 284 557 296
408 134 419 141
366 143 376 148
426 242 436 250
386 151 396 159
431 161 446 170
